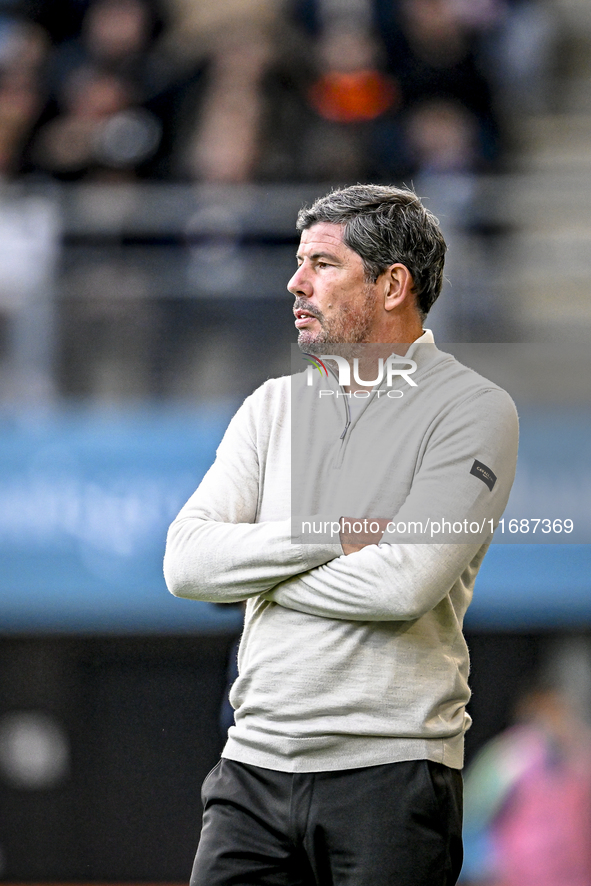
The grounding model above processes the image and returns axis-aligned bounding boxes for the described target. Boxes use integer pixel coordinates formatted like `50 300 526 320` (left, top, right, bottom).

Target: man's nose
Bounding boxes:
287 265 311 297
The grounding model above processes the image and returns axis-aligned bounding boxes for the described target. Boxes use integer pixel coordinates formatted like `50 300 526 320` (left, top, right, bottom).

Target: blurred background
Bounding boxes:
0 0 590 879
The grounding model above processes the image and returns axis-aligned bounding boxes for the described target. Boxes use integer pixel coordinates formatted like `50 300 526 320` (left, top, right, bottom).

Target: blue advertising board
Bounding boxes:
0 405 243 633
0 405 589 632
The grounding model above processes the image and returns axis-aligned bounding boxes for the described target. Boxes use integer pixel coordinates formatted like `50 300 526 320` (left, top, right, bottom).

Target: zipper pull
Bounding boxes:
340 419 351 440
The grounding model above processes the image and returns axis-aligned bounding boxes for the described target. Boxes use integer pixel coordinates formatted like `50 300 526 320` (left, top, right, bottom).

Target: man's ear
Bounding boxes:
382 263 414 312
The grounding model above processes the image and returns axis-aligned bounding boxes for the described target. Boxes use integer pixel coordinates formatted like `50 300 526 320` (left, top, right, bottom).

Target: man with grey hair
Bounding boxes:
164 184 518 885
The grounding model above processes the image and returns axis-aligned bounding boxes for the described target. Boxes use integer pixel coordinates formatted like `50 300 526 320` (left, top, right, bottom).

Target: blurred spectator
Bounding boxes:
307 28 397 125
182 24 274 183
28 64 163 180
381 0 505 172
44 0 170 97
461 683 591 886
285 0 506 181
0 15 49 178
22 0 193 180
377 0 558 122
286 24 402 182
152 0 283 182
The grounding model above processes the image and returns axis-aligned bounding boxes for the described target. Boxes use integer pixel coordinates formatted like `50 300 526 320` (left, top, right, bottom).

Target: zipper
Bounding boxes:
339 400 351 440
326 362 352 440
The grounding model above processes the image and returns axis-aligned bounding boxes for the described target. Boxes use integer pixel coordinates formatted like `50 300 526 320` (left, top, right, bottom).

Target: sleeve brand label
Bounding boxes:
470 459 497 491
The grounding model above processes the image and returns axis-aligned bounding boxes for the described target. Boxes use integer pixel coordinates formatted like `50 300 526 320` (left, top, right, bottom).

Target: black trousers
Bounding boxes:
190 758 463 886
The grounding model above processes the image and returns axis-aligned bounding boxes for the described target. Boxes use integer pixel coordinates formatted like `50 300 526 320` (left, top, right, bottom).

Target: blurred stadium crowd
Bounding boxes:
0 0 556 184
0 0 561 404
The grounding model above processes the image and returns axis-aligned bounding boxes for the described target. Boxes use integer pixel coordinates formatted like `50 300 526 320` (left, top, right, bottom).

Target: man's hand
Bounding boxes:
340 517 390 555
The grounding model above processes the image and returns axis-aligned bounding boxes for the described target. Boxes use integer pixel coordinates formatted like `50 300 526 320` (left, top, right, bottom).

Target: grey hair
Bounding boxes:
296 184 447 318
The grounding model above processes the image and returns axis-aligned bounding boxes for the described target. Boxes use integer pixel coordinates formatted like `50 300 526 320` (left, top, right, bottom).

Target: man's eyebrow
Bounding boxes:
295 250 342 263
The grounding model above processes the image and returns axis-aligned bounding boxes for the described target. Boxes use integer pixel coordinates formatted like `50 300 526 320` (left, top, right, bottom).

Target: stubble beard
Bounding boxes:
296 286 377 357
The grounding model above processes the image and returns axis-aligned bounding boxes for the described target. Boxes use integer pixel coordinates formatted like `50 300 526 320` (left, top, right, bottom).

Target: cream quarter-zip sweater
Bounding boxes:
164 337 519 772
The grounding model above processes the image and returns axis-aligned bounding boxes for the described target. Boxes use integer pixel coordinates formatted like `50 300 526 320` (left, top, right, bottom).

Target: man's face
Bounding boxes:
288 222 380 352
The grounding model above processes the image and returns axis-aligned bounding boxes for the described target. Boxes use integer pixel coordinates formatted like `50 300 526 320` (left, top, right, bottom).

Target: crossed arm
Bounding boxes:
164 387 518 622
